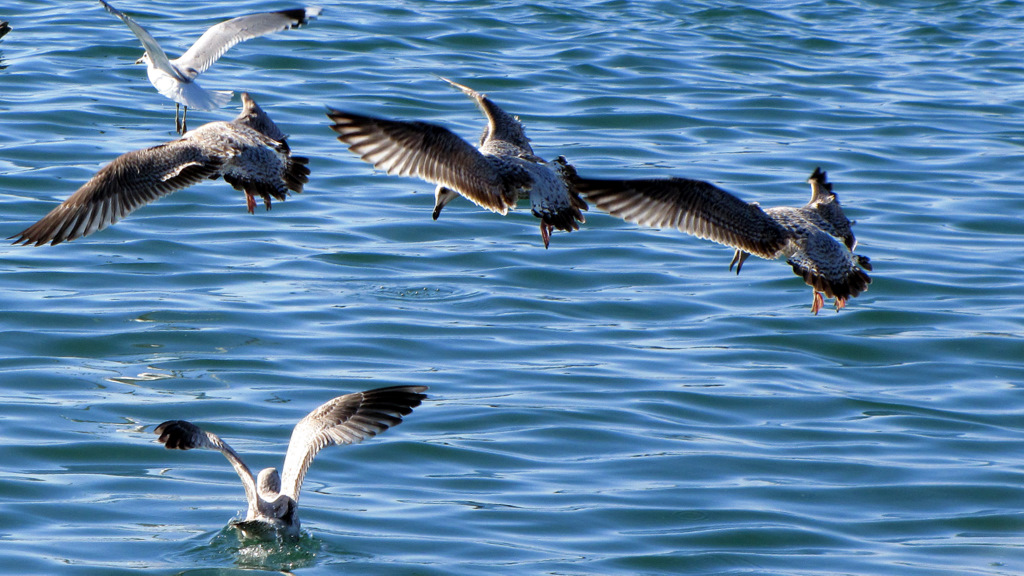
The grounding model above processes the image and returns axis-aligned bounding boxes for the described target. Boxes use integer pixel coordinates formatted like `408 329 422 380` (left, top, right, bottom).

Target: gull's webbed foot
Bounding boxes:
729 250 750 275
811 291 824 315
540 222 553 249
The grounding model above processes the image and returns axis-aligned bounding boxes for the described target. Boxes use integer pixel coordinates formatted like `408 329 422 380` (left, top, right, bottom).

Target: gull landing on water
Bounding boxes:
574 168 872 314
327 77 588 248
10 93 309 246
154 385 427 540
99 0 321 134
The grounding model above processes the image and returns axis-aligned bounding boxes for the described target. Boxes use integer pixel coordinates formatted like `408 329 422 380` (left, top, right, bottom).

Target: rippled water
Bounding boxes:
1 0 1023 574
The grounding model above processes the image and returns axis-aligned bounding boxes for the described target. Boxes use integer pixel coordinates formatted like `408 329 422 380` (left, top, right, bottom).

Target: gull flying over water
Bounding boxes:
574 168 872 314
155 385 427 540
99 0 321 134
10 93 309 246
327 77 588 248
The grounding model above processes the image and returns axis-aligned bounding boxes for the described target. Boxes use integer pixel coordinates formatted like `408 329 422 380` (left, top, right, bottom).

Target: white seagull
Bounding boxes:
327 77 588 248
99 0 321 133
10 93 309 246
574 168 872 314
155 385 427 540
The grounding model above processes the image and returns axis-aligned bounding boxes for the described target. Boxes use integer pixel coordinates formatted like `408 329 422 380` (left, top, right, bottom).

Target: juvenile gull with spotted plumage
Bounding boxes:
99 0 321 134
155 385 427 540
574 168 872 314
10 93 309 246
327 77 587 248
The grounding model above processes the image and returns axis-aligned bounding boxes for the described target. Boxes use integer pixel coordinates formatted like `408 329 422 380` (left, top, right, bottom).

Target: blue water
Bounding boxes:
1 0 1023 574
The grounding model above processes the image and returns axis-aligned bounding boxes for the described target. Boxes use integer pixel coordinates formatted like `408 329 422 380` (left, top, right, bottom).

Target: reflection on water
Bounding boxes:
205 527 320 572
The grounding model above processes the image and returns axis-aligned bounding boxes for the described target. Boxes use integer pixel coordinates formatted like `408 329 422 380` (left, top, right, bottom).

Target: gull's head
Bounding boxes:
433 185 459 220
257 467 282 498
135 52 151 66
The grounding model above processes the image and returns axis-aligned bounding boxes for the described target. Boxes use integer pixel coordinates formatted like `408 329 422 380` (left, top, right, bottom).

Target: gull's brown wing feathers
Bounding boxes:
10 141 223 246
575 176 789 259
232 92 289 143
327 109 516 214
438 76 533 153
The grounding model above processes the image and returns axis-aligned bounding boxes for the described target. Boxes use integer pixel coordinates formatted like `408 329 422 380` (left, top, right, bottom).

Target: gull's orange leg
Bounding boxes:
811 291 824 315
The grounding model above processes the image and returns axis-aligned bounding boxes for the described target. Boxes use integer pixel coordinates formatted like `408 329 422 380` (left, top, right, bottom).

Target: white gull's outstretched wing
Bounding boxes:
155 419 260 518
279 385 427 502
174 7 322 78
99 0 185 82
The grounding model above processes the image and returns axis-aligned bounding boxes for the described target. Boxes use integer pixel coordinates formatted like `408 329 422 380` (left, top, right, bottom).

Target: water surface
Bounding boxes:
1 1 1023 574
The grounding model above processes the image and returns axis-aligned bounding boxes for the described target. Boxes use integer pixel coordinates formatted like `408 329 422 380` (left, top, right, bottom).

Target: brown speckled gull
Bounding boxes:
574 168 871 314
155 385 427 540
327 77 587 248
10 93 309 247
